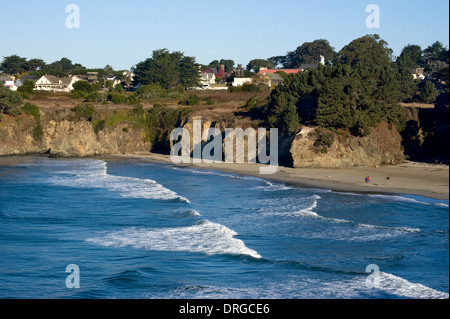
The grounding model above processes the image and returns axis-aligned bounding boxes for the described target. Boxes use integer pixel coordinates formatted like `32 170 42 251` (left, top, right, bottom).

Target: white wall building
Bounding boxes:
232 77 253 87
34 75 82 92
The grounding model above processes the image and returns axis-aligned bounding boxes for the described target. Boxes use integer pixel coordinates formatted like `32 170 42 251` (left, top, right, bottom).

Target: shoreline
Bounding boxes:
1 153 448 200
102 153 449 201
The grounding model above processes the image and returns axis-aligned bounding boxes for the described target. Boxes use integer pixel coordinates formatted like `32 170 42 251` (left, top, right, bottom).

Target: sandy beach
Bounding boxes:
104 153 450 201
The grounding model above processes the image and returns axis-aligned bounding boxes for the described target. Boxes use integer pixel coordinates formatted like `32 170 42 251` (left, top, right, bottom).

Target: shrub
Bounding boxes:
73 81 94 94
314 130 335 153
72 104 95 120
245 96 260 109
85 92 103 103
92 119 106 134
108 93 127 104
17 80 35 94
71 90 86 99
22 103 43 142
135 83 167 100
22 103 40 119
178 94 199 106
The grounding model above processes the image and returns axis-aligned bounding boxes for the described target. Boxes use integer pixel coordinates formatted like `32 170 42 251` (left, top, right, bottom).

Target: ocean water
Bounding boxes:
0 157 448 299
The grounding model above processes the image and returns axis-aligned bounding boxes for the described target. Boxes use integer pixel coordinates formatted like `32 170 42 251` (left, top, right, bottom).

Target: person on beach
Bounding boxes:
365 176 371 183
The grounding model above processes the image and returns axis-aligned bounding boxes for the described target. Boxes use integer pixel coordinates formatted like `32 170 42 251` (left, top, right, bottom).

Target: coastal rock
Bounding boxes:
290 122 405 168
0 114 151 158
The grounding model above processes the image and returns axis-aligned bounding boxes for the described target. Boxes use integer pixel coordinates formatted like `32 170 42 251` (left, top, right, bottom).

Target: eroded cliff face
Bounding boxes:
175 117 405 168
0 113 151 157
289 122 405 168
1 111 405 168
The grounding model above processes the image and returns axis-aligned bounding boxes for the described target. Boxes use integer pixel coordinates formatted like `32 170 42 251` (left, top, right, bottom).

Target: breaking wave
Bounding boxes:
86 220 262 259
48 160 190 203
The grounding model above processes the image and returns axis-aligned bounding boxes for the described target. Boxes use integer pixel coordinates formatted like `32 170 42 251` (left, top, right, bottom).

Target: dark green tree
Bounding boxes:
0 85 23 114
246 59 275 73
264 63 405 137
73 81 95 93
334 34 393 67
423 41 445 62
283 102 301 134
283 39 336 68
179 56 201 89
396 44 424 69
0 55 27 74
25 59 46 72
134 49 185 89
420 81 439 103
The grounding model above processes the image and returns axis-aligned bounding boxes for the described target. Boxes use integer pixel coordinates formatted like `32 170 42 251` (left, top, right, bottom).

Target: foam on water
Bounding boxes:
377 272 449 299
368 194 449 208
257 194 422 241
86 220 262 259
48 160 190 203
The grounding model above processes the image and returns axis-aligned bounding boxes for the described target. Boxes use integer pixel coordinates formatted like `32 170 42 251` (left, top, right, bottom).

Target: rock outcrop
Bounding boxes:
1 111 405 168
289 122 405 168
0 113 151 157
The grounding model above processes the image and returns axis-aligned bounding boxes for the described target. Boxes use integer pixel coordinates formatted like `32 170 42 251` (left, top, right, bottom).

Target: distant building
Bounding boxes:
104 75 122 88
200 72 216 88
34 75 83 92
264 73 284 87
0 76 17 91
203 64 226 79
412 68 426 80
232 77 253 87
15 75 38 88
86 72 98 83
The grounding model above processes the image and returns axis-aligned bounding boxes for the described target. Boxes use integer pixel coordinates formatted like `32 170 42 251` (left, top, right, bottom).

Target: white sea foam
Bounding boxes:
256 180 294 192
49 160 190 203
376 272 449 299
369 194 449 208
171 167 263 182
86 220 262 259
148 271 449 299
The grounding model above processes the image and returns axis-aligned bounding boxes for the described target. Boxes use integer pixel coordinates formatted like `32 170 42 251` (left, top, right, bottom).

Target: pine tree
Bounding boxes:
420 81 439 103
283 103 301 134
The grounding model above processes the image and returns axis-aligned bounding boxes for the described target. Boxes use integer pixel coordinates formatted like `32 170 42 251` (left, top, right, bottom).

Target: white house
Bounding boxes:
34 75 83 92
232 77 253 87
0 76 17 91
200 72 216 88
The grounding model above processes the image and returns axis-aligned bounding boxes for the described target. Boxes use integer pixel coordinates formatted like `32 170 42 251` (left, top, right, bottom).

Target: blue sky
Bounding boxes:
0 0 448 70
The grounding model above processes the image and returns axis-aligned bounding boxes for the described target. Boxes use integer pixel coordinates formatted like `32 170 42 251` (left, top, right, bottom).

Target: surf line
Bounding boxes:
170 119 278 175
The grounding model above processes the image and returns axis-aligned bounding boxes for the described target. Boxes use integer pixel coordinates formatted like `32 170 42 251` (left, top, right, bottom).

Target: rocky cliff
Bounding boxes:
1 110 406 168
289 122 405 168
0 112 151 157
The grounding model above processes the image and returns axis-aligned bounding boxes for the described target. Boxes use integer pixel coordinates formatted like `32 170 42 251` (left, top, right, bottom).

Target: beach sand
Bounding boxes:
104 153 449 200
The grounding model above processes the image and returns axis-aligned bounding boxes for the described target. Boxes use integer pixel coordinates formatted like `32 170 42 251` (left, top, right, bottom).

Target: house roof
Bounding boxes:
38 75 73 85
266 73 284 81
298 63 319 70
18 75 38 82
258 69 302 75
204 67 218 74
0 75 14 82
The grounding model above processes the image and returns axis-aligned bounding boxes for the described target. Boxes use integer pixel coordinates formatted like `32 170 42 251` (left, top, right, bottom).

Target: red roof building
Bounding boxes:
203 64 226 78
